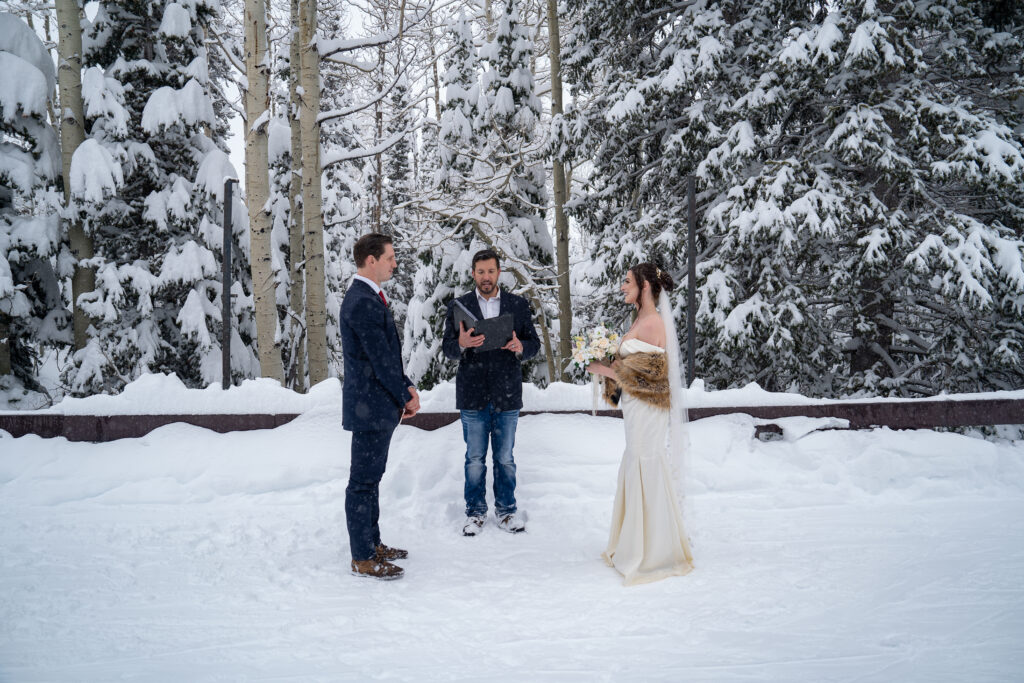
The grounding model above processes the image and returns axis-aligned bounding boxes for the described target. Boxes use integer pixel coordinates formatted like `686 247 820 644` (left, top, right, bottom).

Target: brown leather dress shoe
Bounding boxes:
351 559 404 581
375 543 408 562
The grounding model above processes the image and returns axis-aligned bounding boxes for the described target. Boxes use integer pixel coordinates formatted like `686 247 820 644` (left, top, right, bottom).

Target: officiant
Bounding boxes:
442 249 541 537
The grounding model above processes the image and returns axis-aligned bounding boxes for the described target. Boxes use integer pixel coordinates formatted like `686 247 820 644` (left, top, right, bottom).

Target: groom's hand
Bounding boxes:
402 386 421 418
459 321 485 349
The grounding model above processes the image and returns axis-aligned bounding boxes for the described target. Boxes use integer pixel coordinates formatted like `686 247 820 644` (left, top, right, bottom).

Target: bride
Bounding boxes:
587 263 694 585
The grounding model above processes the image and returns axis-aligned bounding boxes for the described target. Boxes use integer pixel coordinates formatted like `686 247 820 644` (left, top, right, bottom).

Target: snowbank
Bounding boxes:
5 372 1023 416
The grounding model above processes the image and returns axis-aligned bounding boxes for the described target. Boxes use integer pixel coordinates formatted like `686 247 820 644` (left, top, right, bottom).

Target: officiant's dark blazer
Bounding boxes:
442 288 540 411
340 279 413 432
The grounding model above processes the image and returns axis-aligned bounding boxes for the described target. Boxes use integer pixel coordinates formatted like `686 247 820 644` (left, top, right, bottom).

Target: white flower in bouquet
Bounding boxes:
571 324 620 369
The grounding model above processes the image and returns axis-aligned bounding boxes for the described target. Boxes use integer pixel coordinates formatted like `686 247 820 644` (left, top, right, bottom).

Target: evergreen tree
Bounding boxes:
477 0 554 382
380 70 415 329
384 73 415 237
479 0 550 267
0 12 66 399
402 12 477 388
67 1 258 393
701 0 1024 395
565 0 1024 396
319 2 369 378
266 114 297 382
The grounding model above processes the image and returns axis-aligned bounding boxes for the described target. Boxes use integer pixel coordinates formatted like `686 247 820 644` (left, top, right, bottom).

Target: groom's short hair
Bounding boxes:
354 233 393 267
472 249 500 270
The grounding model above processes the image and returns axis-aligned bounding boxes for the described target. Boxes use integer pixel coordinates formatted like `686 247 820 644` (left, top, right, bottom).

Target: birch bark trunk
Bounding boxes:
546 0 572 381
56 0 93 352
287 0 307 392
298 0 329 385
243 0 284 382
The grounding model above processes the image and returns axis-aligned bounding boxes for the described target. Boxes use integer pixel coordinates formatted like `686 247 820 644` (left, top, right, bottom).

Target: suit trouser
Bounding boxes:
346 428 395 561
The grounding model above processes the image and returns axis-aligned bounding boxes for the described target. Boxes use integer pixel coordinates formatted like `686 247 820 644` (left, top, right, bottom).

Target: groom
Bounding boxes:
340 232 420 581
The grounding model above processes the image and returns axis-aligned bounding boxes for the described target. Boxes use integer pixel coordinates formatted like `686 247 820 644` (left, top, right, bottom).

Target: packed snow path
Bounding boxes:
2 410 1023 681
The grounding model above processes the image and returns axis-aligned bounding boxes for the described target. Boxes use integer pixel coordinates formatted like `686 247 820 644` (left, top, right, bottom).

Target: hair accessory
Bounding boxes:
656 267 662 279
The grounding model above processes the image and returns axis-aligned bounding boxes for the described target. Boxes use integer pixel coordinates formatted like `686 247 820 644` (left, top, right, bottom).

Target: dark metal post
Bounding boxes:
222 178 237 390
687 175 697 385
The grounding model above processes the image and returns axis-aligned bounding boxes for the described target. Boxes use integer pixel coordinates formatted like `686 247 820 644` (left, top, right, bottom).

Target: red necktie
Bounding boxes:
378 290 388 307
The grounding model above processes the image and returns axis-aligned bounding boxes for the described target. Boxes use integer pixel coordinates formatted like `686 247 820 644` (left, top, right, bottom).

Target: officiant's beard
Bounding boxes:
477 280 496 296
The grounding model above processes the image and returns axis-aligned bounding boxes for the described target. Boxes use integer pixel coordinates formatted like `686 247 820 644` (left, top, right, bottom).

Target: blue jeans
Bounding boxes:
461 404 519 517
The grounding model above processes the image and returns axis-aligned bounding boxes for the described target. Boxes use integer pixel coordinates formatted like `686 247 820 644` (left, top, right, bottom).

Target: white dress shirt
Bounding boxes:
353 274 383 297
476 288 501 319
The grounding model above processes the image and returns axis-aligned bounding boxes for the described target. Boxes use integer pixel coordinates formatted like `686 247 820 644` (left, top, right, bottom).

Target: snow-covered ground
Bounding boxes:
2 380 1024 681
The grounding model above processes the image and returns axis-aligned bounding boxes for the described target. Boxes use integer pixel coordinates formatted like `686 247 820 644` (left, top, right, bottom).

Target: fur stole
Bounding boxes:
601 351 670 410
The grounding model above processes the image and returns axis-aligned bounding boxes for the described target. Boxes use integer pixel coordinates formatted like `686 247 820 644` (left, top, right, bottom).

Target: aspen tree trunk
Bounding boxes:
373 97 382 232
44 13 60 131
299 0 329 385
243 0 285 383
427 13 441 121
56 0 93 352
533 295 557 382
373 45 384 233
484 0 494 38
288 0 307 392
547 0 572 381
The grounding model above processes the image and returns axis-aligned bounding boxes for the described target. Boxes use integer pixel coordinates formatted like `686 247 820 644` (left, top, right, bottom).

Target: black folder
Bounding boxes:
453 300 514 353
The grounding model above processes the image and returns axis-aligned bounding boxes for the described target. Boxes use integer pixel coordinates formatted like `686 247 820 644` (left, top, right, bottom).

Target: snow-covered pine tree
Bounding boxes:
381 70 415 328
699 0 1024 395
384 73 414 236
418 113 439 195
662 1 832 394
67 1 258 393
402 11 478 389
561 0 748 375
318 1 370 379
477 0 555 382
565 0 1024 396
266 113 299 384
436 13 478 194
0 12 66 398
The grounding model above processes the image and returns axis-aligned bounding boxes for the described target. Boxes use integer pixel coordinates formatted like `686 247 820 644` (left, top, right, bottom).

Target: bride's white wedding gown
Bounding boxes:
603 338 694 585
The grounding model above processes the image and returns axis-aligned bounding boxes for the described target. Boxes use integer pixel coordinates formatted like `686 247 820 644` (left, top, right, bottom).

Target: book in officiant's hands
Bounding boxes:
453 300 515 353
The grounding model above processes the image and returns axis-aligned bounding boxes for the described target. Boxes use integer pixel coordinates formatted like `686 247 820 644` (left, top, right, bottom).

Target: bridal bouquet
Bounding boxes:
571 324 620 369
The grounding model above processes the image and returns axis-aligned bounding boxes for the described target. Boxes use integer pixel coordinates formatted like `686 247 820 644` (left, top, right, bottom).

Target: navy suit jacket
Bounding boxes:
340 279 413 432
442 288 540 411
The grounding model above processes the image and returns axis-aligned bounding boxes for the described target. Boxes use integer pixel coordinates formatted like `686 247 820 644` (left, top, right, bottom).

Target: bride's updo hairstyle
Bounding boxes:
630 262 675 310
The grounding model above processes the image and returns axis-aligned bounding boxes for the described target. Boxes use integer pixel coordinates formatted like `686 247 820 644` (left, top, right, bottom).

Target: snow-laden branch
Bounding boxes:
320 124 416 168
317 4 432 59
318 76 431 124
207 24 245 75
